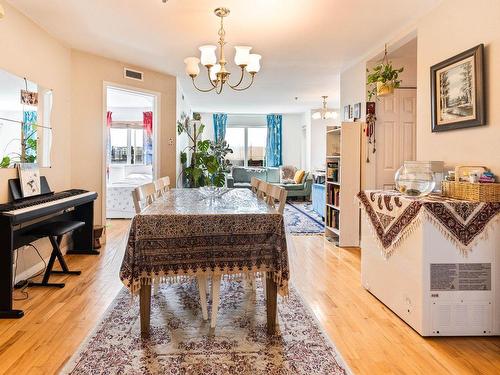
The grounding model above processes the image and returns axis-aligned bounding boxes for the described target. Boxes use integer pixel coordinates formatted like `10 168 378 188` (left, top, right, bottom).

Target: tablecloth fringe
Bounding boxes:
125 266 289 298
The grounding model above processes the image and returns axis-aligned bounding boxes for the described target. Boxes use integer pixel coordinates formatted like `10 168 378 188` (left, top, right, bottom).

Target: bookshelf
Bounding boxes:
325 123 361 246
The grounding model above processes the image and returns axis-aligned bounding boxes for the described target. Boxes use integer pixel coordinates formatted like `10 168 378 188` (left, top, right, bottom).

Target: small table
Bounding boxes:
120 188 289 335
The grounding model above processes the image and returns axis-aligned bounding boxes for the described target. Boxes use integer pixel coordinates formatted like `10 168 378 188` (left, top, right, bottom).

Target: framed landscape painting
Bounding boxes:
431 44 485 132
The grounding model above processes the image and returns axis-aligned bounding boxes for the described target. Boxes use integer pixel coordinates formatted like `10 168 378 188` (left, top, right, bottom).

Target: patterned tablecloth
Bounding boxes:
120 188 289 296
358 190 500 257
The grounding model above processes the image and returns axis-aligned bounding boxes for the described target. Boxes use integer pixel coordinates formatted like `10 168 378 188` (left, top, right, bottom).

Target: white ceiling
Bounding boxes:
8 0 440 113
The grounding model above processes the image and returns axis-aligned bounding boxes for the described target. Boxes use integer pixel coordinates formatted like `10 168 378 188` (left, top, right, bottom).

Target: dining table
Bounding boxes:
119 187 289 335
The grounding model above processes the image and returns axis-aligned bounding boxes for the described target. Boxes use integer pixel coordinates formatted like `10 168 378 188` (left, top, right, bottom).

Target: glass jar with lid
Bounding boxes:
395 161 436 197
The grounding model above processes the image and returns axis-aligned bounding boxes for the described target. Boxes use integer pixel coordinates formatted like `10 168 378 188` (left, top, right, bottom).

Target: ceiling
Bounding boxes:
8 0 440 113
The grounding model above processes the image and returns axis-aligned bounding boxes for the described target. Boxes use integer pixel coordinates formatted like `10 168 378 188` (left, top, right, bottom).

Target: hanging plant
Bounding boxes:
366 45 404 101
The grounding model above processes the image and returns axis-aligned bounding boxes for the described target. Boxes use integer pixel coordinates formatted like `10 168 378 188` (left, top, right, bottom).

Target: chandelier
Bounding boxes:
312 96 337 120
184 7 261 94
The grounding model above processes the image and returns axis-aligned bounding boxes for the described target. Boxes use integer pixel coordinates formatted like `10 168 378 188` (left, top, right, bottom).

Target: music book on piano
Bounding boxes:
17 163 41 197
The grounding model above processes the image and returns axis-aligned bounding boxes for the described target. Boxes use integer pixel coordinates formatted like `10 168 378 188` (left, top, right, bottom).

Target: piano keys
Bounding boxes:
0 177 98 319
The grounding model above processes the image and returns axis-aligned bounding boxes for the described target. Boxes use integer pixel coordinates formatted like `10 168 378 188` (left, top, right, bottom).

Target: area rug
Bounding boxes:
62 279 349 375
284 201 324 235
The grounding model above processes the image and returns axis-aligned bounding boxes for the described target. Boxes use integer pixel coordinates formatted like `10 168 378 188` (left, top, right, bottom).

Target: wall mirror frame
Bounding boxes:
0 68 53 168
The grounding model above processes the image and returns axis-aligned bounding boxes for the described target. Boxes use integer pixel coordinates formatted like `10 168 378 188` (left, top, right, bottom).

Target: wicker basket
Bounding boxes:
442 166 500 202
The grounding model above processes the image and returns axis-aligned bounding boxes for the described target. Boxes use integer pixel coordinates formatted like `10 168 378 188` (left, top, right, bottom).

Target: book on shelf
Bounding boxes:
326 161 339 182
327 184 340 207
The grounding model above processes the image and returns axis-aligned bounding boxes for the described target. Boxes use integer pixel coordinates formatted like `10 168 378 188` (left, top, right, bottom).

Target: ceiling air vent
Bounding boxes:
124 68 143 81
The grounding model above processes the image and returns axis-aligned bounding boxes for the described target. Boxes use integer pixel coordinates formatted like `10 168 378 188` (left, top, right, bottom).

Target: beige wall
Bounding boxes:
416 0 500 174
0 2 72 202
0 3 72 279
71 50 177 225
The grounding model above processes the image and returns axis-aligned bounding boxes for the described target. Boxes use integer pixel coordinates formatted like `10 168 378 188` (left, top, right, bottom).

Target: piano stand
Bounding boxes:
0 310 24 319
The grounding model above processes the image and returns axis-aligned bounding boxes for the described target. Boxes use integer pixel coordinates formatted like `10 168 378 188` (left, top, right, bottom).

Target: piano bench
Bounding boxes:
27 221 85 288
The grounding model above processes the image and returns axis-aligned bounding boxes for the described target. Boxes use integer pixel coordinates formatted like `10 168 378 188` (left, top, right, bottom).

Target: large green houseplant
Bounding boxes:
177 113 232 188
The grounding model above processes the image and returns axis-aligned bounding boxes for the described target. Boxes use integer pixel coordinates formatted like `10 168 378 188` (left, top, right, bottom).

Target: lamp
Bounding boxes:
184 7 261 94
312 96 337 120
0 4 5 19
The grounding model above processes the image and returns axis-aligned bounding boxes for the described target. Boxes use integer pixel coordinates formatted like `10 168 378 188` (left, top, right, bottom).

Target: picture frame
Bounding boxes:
353 102 361 120
430 44 485 132
343 105 351 120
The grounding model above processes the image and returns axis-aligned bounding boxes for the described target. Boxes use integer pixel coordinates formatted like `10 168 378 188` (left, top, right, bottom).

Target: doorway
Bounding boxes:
104 85 158 219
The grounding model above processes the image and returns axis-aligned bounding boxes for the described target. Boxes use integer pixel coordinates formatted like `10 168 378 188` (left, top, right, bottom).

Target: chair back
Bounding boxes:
256 179 269 199
132 182 156 214
264 184 287 214
154 176 171 197
250 177 262 193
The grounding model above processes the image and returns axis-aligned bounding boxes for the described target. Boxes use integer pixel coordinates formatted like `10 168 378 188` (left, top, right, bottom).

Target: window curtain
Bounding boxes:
266 114 282 167
106 111 112 179
213 113 227 142
143 111 153 165
22 110 38 162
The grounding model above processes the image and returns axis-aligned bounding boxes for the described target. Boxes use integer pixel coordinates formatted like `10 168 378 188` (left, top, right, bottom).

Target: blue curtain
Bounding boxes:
266 114 282 167
23 111 38 162
213 113 227 142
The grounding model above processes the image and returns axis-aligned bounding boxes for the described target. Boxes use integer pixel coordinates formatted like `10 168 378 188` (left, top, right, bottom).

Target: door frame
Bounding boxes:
101 81 161 225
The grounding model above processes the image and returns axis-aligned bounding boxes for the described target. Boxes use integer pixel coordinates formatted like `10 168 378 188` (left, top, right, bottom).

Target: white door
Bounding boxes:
375 89 416 189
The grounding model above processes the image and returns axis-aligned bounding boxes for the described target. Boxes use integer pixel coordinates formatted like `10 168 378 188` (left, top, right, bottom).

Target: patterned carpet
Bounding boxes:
284 201 324 235
63 279 349 375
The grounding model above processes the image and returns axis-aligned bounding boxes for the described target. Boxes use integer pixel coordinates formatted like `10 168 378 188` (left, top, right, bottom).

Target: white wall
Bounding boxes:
416 0 500 174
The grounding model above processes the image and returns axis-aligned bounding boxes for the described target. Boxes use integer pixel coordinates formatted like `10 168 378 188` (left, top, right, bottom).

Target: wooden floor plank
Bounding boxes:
0 220 498 374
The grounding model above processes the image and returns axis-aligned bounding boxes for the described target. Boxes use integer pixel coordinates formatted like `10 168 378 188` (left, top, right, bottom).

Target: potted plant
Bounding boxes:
177 113 232 188
366 60 404 100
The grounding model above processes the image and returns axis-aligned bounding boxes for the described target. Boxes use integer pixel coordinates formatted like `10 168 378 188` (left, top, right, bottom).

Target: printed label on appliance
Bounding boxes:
430 263 491 291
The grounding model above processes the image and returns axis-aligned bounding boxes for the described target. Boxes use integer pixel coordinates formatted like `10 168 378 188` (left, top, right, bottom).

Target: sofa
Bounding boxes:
226 166 313 200
226 167 280 189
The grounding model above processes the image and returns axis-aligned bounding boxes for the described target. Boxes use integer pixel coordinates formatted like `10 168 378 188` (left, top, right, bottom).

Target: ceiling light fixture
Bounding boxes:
0 3 5 19
184 7 261 94
312 96 337 120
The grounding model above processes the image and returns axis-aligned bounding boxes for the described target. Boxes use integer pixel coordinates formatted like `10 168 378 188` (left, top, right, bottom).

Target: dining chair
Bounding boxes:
154 176 171 197
250 177 261 194
132 182 157 214
210 184 288 329
264 184 288 214
132 181 209 321
256 180 268 199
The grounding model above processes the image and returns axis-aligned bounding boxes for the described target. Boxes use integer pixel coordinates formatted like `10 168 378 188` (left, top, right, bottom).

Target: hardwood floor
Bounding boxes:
0 220 498 374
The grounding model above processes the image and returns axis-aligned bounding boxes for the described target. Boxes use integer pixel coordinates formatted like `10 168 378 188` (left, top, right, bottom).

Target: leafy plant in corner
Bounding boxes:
177 113 232 188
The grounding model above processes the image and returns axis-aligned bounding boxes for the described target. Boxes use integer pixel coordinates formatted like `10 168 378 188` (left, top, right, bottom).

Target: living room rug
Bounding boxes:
62 279 349 375
284 201 324 234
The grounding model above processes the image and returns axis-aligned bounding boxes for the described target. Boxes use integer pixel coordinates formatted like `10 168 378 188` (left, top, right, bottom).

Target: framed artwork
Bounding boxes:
431 44 485 132
20 90 38 106
353 103 361 120
343 105 351 120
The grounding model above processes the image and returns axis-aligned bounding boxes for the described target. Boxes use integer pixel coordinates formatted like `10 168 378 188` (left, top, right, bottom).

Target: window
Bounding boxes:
110 127 148 165
225 126 267 167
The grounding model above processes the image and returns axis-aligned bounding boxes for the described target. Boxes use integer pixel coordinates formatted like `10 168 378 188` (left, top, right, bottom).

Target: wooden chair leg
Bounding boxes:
266 277 278 335
197 275 209 321
210 274 222 329
140 284 152 336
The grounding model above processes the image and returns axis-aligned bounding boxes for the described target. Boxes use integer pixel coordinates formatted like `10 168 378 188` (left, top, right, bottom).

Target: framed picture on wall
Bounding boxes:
343 105 351 120
353 103 361 120
430 44 485 132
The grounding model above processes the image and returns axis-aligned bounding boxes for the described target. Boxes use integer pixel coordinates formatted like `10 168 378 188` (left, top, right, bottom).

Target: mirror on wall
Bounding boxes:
0 68 53 168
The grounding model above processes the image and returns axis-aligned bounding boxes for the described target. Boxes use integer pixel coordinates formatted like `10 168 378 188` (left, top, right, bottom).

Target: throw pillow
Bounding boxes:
294 170 305 184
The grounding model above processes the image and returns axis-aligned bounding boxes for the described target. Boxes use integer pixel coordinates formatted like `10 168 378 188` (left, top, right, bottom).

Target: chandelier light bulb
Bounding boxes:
199 45 217 66
234 46 252 66
210 64 221 81
0 4 4 19
246 54 261 73
184 57 201 77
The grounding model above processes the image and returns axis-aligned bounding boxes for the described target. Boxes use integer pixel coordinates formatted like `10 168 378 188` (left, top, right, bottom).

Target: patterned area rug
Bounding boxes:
284 201 324 235
62 279 349 375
